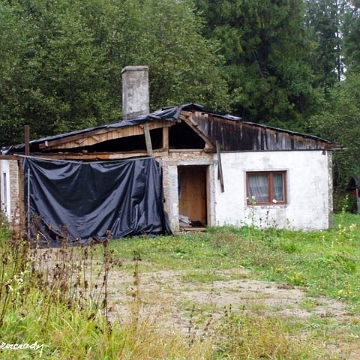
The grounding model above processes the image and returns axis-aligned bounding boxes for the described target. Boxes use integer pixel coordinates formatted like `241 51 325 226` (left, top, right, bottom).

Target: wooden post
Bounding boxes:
216 141 225 192
162 126 169 151
25 125 30 156
143 123 153 156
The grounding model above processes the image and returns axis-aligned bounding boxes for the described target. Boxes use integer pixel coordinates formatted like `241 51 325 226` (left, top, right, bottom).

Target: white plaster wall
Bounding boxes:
214 151 332 230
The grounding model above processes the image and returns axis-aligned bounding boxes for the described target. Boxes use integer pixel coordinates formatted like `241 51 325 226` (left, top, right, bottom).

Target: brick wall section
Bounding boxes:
9 160 21 228
157 151 215 232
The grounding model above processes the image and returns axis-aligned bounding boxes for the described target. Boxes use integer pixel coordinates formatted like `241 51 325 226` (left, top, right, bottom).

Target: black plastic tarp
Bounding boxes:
23 156 171 246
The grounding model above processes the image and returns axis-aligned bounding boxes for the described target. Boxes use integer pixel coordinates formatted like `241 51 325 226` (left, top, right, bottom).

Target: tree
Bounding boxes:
309 73 360 192
304 0 346 92
107 0 230 111
0 0 120 143
194 0 318 130
0 1 29 145
0 0 229 145
342 0 360 72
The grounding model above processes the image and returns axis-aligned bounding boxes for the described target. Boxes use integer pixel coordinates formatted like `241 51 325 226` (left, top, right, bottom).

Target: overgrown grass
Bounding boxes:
0 213 359 358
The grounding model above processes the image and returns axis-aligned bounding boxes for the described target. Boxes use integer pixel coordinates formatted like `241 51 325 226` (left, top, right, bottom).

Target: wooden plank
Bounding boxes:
0 155 19 160
11 150 167 161
143 122 153 156
162 126 169 150
216 141 225 192
24 125 30 156
91 135 101 142
38 120 173 151
29 152 146 160
181 227 207 232
40 128 142 149
74 138 88 146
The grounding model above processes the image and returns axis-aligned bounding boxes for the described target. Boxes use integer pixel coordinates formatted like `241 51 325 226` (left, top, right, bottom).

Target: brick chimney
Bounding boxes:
122 66 149 120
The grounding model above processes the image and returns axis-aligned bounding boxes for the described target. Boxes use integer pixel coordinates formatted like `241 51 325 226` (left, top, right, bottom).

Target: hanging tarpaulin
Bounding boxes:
23 157 171 246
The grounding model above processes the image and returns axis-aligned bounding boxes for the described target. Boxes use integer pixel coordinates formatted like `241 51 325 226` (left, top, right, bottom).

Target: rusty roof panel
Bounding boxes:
191 112 334 151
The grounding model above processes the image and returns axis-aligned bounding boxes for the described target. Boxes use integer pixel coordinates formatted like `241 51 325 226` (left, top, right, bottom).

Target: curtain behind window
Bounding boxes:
273 173 284 201
248 174 269 202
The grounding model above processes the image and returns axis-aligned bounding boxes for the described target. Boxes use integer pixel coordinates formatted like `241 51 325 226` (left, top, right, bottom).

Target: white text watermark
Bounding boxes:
0 341 45 356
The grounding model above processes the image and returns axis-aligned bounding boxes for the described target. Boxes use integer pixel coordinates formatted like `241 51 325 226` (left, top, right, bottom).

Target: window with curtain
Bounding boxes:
247 171 287 205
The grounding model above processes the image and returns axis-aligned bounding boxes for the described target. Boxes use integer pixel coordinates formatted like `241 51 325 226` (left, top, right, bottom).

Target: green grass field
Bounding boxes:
0 212 359 359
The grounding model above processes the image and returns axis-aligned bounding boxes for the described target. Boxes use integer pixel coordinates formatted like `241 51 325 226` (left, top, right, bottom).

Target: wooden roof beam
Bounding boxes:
39 120 174 151
179 112 215 150
18 150 169 161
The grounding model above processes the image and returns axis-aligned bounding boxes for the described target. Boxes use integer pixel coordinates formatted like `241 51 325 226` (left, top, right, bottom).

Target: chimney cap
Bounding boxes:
121 65 149 73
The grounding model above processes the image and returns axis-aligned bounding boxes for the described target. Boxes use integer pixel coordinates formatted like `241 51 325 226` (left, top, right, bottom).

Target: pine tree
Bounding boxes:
304 0 346 92
195 0 318 130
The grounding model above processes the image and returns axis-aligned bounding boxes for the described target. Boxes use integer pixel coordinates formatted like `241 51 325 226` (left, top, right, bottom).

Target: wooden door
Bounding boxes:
178 166 207 225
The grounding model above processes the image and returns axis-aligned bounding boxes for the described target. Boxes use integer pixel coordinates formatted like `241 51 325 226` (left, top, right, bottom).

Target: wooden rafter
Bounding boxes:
38 119 173 150
179 111 215 150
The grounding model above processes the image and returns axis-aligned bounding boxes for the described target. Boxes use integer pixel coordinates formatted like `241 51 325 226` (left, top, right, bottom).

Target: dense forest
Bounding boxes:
0 0 360 194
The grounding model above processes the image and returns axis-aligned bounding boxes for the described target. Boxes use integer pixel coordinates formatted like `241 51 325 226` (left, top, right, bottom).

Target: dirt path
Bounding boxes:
104 266 360 359
108 268 350 318
108 267 350 320
33 248 360 358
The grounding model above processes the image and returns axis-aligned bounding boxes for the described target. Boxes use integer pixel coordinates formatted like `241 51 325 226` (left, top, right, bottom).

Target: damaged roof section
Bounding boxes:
189 111 337 151
2 103 339 156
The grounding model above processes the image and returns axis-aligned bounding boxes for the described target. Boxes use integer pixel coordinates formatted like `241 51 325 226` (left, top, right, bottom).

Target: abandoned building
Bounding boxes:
0 66 340 245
